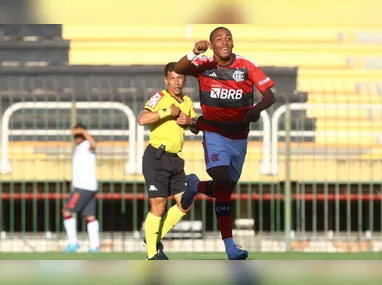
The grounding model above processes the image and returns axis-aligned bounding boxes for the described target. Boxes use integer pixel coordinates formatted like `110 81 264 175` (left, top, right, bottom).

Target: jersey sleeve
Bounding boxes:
190 55 211 77
80 140 91 150
247 60 275 92
144 92 165 112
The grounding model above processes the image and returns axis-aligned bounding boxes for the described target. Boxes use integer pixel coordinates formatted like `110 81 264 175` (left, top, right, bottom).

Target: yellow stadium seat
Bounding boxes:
188 25 343 42
306 107 371 119
316 119 382 131
307 94 382 104
63 25 188 40
315 135 378 146
59 23 382 157
64 24 382 70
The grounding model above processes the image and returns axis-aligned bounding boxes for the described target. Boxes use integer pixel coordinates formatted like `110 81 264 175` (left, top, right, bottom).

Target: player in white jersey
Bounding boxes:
61 124 100 253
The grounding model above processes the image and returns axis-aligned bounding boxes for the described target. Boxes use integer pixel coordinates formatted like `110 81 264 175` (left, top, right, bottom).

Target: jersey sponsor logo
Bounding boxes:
210 88 243 100
149 185 158 191
232 70 245 82
147 93 163 109
259 77 271 86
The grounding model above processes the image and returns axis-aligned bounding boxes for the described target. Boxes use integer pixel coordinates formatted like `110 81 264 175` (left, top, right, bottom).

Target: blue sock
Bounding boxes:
223 237 235 253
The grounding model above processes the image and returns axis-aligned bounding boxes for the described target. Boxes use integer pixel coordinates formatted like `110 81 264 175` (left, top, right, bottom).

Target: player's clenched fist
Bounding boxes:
193 40 209 55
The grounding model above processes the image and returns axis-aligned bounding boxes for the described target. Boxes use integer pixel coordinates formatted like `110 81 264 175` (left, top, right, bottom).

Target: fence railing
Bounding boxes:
271 103 382 175
1 101 271 176
0 101 137 175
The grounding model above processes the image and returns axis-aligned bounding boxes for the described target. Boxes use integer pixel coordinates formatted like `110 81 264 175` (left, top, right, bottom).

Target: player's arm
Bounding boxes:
73 129 97 150
138 106 180 126
188 105 200 134
83 130 97 150
245 88 275 123
176 112 200 134
175 101 200 134
174 40 209 76
138 93 181 126
245 63 276 123
255 88 276 112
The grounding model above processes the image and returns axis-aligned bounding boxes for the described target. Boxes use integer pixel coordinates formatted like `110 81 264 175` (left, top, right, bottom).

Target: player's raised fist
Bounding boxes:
193 40 209 55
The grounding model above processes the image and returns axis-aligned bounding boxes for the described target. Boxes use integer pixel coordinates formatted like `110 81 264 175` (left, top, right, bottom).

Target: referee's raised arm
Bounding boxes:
138 105 180 126
174 40 209 76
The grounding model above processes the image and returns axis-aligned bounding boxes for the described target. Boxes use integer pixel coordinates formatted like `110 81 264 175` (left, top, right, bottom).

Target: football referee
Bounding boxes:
138 62 198 260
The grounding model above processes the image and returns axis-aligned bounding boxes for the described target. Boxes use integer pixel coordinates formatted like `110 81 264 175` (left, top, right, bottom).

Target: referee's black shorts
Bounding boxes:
142 145 186 199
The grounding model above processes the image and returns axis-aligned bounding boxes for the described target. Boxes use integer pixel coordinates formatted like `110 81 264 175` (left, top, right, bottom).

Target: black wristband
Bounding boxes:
190 117 197 128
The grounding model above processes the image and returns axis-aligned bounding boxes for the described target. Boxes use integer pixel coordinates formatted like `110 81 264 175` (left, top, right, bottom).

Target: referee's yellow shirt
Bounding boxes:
144 89 197 154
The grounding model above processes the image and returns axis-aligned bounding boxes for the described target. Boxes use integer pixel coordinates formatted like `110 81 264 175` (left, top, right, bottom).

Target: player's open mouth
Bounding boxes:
221 48 230 52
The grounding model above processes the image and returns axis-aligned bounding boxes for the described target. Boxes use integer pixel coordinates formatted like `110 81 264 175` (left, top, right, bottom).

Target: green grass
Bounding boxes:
1 252 381 260
1 252 381 285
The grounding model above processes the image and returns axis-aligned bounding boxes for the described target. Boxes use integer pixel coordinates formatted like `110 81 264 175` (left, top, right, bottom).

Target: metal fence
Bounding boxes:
0 73 381 253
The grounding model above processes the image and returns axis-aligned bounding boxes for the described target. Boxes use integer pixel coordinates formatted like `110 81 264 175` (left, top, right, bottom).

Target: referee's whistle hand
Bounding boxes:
170 105 181 117
176 112 191 126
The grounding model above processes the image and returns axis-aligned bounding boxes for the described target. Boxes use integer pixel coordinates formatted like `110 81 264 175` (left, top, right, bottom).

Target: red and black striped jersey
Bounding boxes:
191 54 274 139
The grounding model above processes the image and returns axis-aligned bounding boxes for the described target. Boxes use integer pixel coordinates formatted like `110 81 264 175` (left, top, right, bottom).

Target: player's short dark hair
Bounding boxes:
209 26 232 41
73 123 87 130
164 62 177 77
73 123 86 139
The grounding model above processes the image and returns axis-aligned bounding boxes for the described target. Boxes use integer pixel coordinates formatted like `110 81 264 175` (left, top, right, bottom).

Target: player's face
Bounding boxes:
74 137 84 145
210 29 233 61
165 71 186 96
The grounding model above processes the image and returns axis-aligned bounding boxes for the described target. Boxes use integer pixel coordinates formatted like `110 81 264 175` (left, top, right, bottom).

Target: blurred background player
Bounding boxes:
174 26 276 260
62 124 100 253
138 62 198 260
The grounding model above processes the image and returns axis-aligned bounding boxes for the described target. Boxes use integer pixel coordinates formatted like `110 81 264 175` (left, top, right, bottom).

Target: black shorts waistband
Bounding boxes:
147 144 178 157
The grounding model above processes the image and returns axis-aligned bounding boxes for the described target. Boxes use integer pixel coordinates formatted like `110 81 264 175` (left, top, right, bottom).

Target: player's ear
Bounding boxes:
164 76 168 85
208 41 212 49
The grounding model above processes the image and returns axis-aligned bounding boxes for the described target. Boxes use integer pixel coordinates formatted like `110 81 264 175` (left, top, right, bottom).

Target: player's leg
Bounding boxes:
224 136 249 260
158 167 188 241
208 165 248 260
206 165 238 252
180 131 226 210
80 192 100 252
183 132 238 253
61 189 83 252
142 145 171 260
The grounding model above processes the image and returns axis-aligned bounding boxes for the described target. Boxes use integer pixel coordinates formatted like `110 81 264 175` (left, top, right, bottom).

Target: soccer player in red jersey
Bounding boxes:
175 27 275 260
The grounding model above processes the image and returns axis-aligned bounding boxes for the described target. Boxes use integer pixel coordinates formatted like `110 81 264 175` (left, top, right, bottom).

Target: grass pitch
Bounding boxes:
1 252 381 285
0 251 381 260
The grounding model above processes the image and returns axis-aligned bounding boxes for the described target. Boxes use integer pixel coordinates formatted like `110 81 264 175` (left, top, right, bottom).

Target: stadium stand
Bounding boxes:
1 23 382 182
63 24 382 146
0 24 68 66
